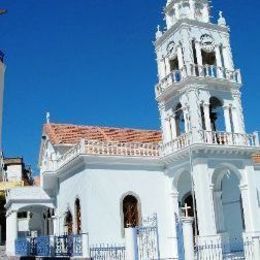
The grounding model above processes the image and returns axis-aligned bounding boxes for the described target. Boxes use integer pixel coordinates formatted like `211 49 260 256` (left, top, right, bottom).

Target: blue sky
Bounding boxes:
1 0 260 173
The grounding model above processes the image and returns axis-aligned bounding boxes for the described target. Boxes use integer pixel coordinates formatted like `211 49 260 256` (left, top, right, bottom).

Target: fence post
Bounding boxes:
82 233 90 258
181 217 194 260
125 227 139 260
49 235 55 256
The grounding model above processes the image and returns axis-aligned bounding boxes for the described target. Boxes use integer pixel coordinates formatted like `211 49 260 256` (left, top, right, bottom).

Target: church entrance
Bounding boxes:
182 193 199 237
222 173 244 252
176 171 199 240
213 169 244 253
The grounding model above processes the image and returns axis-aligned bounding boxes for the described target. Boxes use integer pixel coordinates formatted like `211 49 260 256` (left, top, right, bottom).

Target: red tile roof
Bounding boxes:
33 176 41 187
44 123 162 145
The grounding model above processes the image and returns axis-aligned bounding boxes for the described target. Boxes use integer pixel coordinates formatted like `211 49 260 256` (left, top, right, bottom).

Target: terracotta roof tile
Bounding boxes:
44 123 162 145
252 153 260 164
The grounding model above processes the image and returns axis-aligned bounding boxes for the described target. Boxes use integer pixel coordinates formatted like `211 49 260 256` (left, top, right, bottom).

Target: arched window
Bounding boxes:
175 103 185 136
209 97 225 131
123 195 139 228
75 198 82 234
64 210 73 235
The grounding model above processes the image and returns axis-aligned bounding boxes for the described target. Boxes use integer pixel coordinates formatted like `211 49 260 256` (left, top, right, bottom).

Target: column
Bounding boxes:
168 192 179 259
231 105 245 146
177 45 186 78
253 131 260 146
82 233 90 258
6 210 18 256
193 164 219 239
165 117 172 143
175 4 180 20
170 114 177 140
189 0 195 19
215 45 224 78
181 29 194 75
183 108 189 133
232 92 246 134
195 41 203 76
181 217 194 260
203 103 211 131
223 105 232 132
125 228 139 260
212 188 226 235
222 44 234 71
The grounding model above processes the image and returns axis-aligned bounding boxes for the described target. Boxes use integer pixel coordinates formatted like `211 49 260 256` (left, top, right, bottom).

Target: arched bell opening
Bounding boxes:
209 97 225 132
175 103 185 137
212 167 245 253
202 50 216 66
169 56 179 72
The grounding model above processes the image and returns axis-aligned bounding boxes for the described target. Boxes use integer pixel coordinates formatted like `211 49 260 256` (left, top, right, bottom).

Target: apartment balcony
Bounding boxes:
155 64 242 99
161 130 259 157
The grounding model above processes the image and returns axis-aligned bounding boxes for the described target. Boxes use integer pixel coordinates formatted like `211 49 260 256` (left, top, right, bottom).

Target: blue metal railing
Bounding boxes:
15 234 82 257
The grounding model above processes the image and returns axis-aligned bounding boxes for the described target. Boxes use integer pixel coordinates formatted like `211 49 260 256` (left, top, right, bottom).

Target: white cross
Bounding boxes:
181 203 191 217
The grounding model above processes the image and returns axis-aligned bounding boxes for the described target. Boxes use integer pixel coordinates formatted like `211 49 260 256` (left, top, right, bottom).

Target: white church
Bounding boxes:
5 0 260 259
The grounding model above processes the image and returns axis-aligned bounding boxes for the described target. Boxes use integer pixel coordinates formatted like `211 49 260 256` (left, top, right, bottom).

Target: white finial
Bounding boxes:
218 11 227 27
46 112 50 124
155 25 163 39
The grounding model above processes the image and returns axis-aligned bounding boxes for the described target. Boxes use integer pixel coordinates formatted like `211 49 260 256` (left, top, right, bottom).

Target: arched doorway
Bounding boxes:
123 195 140 228
213 168 244 253
176 171 199 238
64 210 73 235
182 193 199 237
75 199 82 234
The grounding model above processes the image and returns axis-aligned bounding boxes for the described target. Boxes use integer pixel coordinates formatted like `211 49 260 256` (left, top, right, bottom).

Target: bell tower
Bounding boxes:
155 0 244 148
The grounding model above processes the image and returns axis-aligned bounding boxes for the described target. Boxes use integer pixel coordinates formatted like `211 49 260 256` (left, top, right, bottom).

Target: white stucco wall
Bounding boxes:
55 165 172 258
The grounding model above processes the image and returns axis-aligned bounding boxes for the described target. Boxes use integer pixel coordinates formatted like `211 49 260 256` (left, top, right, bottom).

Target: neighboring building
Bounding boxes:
5 0 260 259
0 157 33 245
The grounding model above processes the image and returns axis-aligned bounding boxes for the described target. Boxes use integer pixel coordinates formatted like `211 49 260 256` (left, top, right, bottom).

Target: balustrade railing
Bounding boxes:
201 131 258 147
161 130 259 157
47 131 259 170
53 139 160 171
156 64 242 97
161 132 191 156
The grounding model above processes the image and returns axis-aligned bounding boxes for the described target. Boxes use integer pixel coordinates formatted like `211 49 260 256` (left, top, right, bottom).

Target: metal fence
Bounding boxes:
137 213 160 260
194 237 258 260
90 244 126 260
15 234 82 257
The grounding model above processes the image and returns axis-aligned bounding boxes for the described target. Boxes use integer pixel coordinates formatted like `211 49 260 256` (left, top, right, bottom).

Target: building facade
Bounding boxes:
6 0 260 259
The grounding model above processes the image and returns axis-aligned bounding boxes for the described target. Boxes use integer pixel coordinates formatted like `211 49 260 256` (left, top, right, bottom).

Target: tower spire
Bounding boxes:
164 0 210 29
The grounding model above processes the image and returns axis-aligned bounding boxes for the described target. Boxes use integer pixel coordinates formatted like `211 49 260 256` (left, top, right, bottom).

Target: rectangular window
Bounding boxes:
18 212 27 219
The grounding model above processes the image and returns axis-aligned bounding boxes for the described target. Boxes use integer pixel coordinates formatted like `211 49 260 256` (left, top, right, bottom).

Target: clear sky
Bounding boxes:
1 0 260 173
